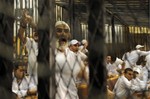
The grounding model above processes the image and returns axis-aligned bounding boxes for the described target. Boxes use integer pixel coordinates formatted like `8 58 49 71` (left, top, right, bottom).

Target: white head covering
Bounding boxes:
69 39 79 45
136 44 144 49
55 21 70 31
133 67 141 74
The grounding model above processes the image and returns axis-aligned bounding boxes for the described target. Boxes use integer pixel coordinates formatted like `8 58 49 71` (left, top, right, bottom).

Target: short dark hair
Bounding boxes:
124 68 133 74
13 61 27 70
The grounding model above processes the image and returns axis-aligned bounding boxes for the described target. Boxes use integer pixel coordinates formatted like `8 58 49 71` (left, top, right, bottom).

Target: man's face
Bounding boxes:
124 71 133 81
55 24 71 41
106 56 112 63
133 71 139 78
14 66 25 79
70 43 79 53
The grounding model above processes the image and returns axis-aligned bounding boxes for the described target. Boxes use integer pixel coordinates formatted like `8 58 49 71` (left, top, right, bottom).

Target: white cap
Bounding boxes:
55 21 70 31
69 39 79 45
136 44 144 49
133 67 141 74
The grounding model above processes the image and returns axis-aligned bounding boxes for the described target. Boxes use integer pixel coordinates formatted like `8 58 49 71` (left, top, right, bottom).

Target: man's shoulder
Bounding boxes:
26 37 34 42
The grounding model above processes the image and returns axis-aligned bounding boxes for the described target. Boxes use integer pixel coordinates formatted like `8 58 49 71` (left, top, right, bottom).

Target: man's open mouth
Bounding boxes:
59 37 67 42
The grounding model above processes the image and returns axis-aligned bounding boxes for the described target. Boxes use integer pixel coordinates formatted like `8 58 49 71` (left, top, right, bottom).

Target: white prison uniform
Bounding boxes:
77 50 87 61
113 75 144 99
122 52 130 68
122 50 150 68
106 62 112 70
26 37 38 84
79 45 88 54
145 54 150 81
108 63 118 76
145 54 150 71
131 77 148 91
12 76 37 98
137 65 148 83
76 50 89 84
55 48 83 99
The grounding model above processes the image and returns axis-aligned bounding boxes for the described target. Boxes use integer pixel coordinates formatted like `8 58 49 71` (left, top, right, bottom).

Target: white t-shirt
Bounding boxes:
137 65 148 82
79 45 88 55
122 50 150 68
131 77 148 91
25 37 38 84
55 48 84 99
12 76 37 98
145 54 150 71
113 75 143 98
77 50 87 61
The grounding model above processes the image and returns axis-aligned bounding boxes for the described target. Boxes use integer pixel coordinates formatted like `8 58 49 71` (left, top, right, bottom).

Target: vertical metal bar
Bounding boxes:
35 0 38 24
88 0 107 98
69 0 74 38
20 0 23 59
25 0 27 9
16 0 20 9
125 26 131 50
37 0 51 98
29 0 30 9
20 0 23 9
111 15 115 42
149 1 150 28
111 15 116 56
49 0 56 98
0 0 15 98
15 0 18 58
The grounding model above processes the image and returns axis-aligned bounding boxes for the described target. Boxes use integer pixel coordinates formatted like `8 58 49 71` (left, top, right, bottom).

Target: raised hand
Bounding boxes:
20 9 36 28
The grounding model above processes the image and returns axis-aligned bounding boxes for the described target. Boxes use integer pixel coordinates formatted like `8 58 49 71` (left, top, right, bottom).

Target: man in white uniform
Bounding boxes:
107 56 124 77
131 67 149 91
69 39 88 62
55 21 85 99
122 44 150 68
136 60 149 83
113 68 146 99
12 62 37 98
69 39 88 82
145 54 150 81
18 9 38 84
79 39 88 55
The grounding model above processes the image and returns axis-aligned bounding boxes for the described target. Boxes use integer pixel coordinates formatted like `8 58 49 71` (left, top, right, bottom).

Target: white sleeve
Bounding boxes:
142 70 148 82
78 51 87 61
27 76 37 91
122 54 125 61
26 37 32 51
138 50 150 56
122 76 142 91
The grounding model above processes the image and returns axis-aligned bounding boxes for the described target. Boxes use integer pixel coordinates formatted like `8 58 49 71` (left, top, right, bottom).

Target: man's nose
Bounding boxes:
61 31 67 35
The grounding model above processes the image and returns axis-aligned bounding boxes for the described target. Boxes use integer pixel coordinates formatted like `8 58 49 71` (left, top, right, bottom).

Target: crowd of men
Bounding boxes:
12 9 90 99
106 44 150 99
12 9 150 99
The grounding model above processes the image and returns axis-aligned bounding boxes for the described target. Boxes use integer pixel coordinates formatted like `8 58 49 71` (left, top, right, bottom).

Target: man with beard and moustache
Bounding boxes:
55 21 71 53
18 9 38 85
54 21 86 99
